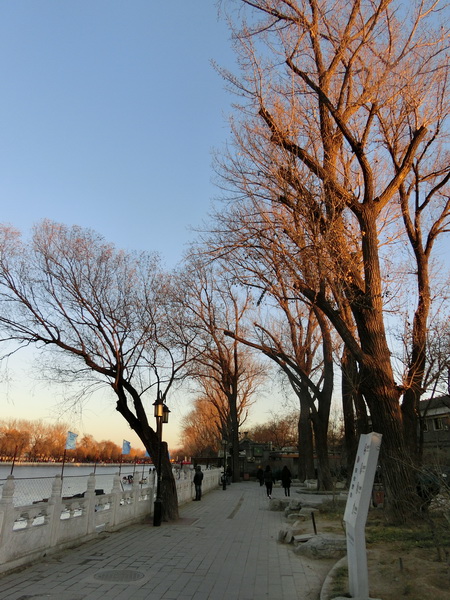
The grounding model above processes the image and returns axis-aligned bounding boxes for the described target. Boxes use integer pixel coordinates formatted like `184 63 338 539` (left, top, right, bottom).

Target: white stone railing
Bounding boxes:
0 467 221 575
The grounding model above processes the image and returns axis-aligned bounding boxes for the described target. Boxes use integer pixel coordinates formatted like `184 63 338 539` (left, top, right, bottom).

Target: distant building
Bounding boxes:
238 436 272 465
419 395 450 465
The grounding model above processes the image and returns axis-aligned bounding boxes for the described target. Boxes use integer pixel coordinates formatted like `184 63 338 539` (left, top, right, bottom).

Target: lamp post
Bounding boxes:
222 438 227 490
153 393 170 527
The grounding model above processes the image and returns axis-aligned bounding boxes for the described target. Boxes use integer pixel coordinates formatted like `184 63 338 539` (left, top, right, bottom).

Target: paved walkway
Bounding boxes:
0 481 334 600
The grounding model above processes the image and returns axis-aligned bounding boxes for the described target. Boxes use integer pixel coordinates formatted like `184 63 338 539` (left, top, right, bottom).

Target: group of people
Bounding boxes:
193 463 293 502
256 464 292 498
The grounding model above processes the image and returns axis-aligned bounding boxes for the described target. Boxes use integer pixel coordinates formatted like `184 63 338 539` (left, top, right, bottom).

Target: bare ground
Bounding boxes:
322 544 450 600
319 509 450 600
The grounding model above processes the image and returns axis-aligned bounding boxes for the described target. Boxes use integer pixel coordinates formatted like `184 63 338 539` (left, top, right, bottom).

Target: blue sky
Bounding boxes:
0 1 248 451
0 1 235 266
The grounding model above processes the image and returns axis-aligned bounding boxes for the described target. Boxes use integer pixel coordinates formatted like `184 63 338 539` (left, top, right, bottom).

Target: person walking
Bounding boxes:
263 465 274 499
281 465 292 497
256 466 264 486
226 465 232 485
193 465 204 501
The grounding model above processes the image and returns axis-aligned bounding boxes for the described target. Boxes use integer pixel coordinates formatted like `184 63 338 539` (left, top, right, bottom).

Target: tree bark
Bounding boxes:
297 399 315 480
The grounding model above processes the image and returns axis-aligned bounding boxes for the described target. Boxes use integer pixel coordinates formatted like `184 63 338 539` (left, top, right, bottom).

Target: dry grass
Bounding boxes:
319 495 450 600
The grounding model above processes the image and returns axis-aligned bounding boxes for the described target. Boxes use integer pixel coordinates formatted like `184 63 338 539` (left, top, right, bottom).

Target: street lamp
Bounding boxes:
222 438 227 490
153 393 170 526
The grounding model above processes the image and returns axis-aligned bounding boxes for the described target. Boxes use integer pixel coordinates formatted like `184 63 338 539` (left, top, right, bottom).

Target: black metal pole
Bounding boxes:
60 448 67 482
153 415 163 526
222 440 227 490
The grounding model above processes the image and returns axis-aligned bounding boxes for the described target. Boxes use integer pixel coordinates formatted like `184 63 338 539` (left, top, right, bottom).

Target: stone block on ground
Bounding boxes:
277 528 288 542
284 513 298 523
269 498 284 511
290 520 305 534
277 528 294 544
304 479 318 489
293 533 346 559
285 509 306 520
293 533 314 543
288 499 302 511
298 506 319 516
284 530 294 544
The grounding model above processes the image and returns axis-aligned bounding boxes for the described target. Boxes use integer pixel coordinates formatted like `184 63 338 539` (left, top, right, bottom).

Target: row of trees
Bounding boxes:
0 223 266 519
0 0 448 522
0 420 143 462
179 406 299 458
203 0 450 520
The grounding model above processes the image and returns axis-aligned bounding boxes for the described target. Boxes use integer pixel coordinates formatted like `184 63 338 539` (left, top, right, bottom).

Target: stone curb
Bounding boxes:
319 555 348 600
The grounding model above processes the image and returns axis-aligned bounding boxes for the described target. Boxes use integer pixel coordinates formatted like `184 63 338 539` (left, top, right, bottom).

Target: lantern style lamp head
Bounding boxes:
153 394 170 423
162 403 170 424
153 394 164 419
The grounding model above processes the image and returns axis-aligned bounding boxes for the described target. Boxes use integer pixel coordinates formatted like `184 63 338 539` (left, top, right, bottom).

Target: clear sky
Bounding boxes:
0 1 264 453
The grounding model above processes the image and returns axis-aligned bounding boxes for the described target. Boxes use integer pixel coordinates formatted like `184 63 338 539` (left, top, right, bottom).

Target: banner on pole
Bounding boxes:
65 431 78 450
122 440 131 455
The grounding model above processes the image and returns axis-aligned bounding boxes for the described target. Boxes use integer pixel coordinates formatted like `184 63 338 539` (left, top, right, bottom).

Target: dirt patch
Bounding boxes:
365 545 450 600
320 512 450 600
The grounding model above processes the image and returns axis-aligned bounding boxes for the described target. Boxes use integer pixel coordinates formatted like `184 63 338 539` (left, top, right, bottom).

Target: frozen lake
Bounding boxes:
0 463 153 507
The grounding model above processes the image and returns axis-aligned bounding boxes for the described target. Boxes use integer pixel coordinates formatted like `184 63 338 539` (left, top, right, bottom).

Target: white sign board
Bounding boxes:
343 432 382 599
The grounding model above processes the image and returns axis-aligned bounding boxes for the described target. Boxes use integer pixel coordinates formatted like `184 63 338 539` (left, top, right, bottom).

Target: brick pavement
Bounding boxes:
0 480 333 599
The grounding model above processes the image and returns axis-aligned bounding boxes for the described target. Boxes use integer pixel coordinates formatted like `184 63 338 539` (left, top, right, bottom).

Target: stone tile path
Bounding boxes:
0 481 333 599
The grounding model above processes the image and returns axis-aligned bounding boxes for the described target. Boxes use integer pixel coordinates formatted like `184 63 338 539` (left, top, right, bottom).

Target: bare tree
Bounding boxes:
0 221 192 520
181 396 223 457
212 0 450 519
248 411 298 448
177 258 265 480
226 298 336 488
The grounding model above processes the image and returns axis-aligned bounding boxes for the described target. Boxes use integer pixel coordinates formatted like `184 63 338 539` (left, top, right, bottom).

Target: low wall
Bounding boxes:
0 467 221 575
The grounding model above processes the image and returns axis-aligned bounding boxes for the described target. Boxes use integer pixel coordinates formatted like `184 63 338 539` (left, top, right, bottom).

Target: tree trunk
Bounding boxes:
298 400 315 481
228 391 241 482
401 252 431 463
341 348 358 483
360 365 418 522
160 441 179 521
127 418 179 522
311 416 333 491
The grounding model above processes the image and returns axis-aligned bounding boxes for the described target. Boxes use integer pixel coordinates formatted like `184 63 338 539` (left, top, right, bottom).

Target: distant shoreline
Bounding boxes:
0 461 142 468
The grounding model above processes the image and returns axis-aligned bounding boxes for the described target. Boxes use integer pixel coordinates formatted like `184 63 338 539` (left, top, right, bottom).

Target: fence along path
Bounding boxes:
0 467 221 575
0 480 332 600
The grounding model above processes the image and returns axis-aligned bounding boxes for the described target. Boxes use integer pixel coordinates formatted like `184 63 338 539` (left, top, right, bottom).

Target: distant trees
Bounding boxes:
177 259 265 480
209 0 450 519
247 412 298 449
0 421 30 459
0 419 135 462
0 221 190 519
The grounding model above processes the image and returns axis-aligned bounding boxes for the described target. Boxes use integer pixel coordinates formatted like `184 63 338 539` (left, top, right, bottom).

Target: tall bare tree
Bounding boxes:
181 396 223 458
178 258 265 480
212 0 450 518
180 381 251 459
0 221 192 520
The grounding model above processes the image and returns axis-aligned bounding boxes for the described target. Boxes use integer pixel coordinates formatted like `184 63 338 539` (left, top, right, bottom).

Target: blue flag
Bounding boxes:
122 440 131 455
65 431 78 450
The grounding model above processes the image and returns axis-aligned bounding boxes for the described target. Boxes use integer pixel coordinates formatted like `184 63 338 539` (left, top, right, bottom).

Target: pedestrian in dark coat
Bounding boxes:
263 465 274 498
256 466 264 486
281 465 292 497
193 465 204 501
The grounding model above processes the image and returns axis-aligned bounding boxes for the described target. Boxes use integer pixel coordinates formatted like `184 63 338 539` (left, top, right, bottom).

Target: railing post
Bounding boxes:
48 475 63 547
131 477 139 519
110 474 122 528
85 473 96 535
0 476 15 560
